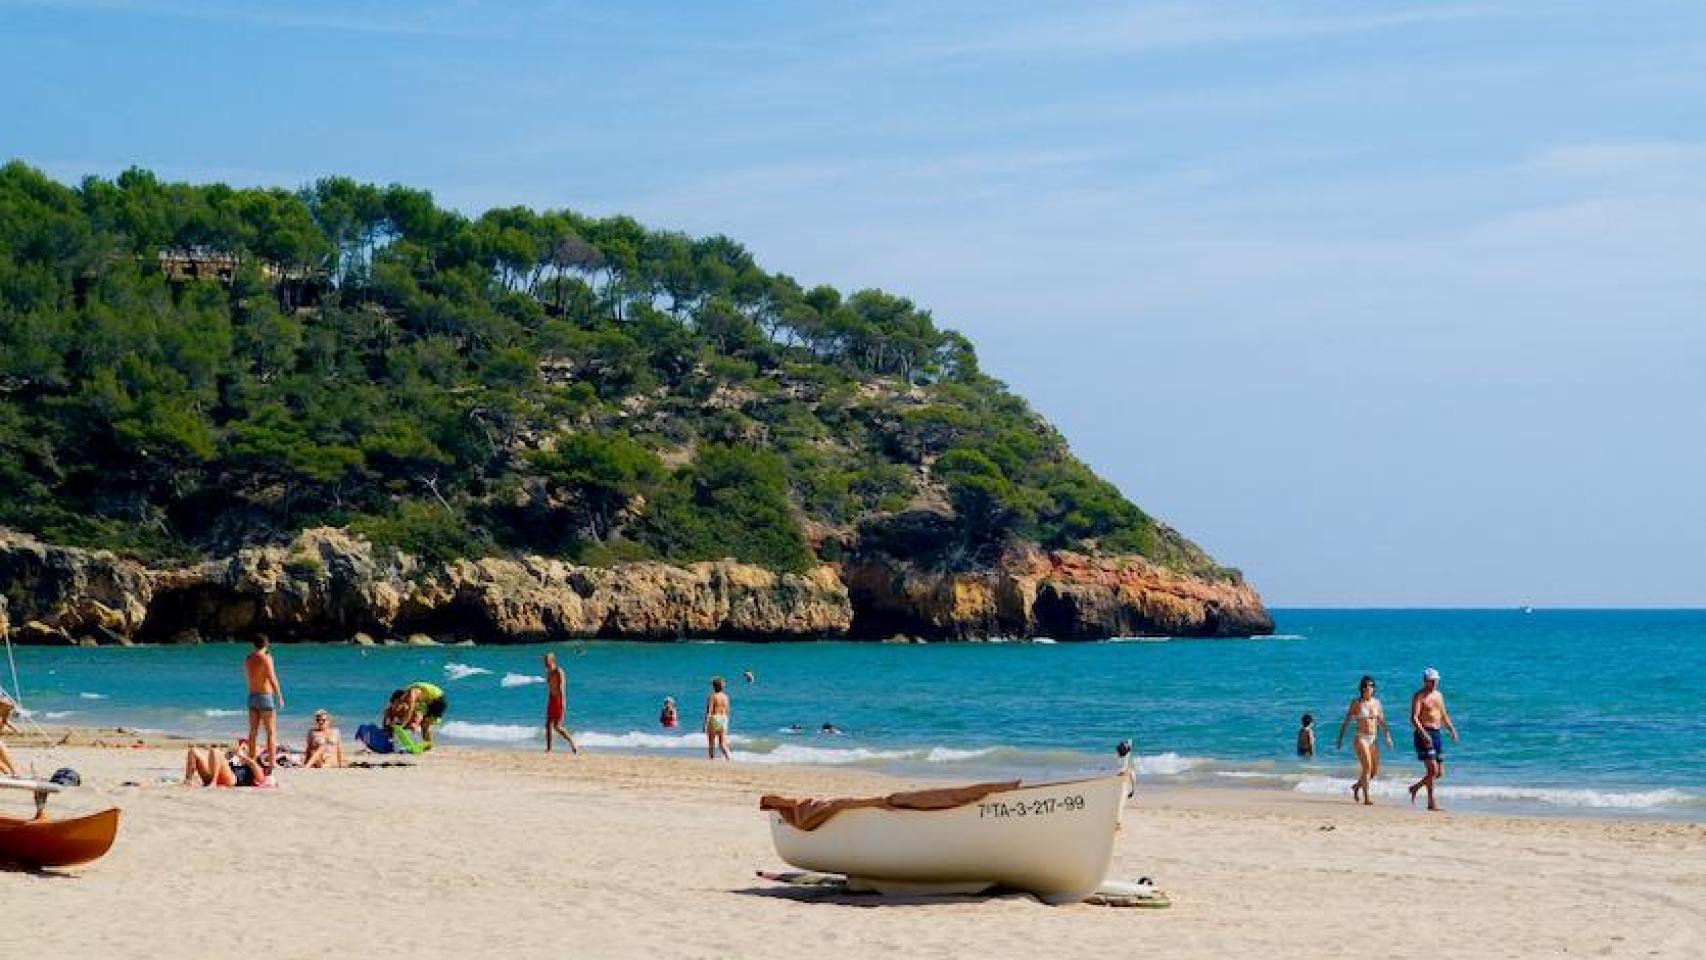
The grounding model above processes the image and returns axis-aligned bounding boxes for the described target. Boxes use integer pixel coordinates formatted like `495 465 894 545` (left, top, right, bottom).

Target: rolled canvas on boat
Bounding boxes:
760 780 1022 831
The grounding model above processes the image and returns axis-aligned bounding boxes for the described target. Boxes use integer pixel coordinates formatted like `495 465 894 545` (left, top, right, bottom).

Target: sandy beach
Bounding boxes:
2 739 1701 960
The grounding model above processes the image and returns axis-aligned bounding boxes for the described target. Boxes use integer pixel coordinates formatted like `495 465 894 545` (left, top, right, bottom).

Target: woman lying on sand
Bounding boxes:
304 710 345 768
183 740 272 788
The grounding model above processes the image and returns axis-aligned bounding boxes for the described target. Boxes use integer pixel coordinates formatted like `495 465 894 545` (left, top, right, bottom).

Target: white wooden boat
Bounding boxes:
762 769 1129 904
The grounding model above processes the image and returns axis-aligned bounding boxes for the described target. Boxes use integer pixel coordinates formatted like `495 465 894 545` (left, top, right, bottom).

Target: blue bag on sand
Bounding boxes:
354 723 395 754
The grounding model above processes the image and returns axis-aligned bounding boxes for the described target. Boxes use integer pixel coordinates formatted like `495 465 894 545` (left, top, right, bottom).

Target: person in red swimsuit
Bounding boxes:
543 651 579 754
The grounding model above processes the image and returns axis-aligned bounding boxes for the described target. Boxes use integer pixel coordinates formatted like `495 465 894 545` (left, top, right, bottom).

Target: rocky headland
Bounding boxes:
0 527 1271 645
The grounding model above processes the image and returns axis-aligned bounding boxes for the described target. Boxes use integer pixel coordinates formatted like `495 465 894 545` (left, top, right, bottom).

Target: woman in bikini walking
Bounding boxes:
1335 674 1394 805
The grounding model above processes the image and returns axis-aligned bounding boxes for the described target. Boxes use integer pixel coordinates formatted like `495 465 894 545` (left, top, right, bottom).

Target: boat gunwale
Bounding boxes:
765 768 1129 823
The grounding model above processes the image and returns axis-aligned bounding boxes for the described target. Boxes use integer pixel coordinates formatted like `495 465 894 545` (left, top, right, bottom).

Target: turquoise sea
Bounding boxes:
5 610 1703 819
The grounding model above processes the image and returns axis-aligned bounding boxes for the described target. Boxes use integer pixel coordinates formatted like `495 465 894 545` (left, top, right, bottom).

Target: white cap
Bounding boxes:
1423 667 1440 682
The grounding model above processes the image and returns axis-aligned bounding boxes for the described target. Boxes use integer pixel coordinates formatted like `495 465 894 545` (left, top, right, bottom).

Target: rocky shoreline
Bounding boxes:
0 527 1272 645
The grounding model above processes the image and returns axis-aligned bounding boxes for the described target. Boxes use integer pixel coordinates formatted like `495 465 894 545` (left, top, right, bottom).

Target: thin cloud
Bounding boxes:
1524 141 1706 180
920 2 1499 59
0 0 524 38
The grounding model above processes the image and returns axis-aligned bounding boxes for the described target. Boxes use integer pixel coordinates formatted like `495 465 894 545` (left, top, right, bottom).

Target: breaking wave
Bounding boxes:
577 729 752 750
1130 752 1206 776
437 720 536 742
443 663 492 681
1292 776 1700 810
500 673 545 688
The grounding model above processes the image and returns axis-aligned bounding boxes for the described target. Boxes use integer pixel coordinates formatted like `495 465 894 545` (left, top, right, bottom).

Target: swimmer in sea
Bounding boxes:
659 697 678 729
704 676 731 761
1296 713 1316 759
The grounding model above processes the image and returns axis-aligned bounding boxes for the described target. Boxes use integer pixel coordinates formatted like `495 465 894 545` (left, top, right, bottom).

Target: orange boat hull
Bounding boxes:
0 808 121 869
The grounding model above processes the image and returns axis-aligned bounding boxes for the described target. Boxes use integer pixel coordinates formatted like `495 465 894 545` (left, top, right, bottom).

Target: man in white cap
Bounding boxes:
1408 667 1460 810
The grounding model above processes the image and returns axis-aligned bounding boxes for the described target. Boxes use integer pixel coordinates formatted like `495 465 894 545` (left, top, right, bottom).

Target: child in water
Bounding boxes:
659 697 678 729
1297 713 1316 758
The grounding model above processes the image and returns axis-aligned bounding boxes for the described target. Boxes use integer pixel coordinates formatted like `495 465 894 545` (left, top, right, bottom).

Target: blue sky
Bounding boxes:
2 0 1703 605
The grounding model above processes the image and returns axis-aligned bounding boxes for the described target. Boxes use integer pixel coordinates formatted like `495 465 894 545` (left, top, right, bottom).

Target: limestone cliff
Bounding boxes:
846 545 1272 640
0 528 848 644
0 527 1269 644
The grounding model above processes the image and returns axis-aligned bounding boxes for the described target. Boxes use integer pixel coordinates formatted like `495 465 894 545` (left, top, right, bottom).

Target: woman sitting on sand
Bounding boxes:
1335 675 1394 805
304 709 345 768
183 740 272 788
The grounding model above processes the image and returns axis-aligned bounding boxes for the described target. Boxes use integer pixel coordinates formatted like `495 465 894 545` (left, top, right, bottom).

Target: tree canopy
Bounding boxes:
0 161 1228 578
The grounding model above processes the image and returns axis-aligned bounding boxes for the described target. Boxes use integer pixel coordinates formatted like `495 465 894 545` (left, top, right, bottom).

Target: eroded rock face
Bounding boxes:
145 528 417 641
0 527 1269 643
846 547 1273 639
0 531 152 644
0 527 850 643
401 554 850 641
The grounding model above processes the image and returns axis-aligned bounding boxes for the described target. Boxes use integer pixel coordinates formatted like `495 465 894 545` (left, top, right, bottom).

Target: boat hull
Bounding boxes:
768 772 1126 905
0 808 121 869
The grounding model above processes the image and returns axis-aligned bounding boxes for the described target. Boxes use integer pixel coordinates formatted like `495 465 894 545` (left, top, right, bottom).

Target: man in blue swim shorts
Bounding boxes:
1407 667 1460 811
244 635 285 768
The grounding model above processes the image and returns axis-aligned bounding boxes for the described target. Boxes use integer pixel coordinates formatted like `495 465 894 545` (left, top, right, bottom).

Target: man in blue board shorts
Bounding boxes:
1408 667 1460 811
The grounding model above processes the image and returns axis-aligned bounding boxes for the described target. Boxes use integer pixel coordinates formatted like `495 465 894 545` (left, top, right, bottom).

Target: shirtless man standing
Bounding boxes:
244 635 284 767
1408 667 1460 811
704 676 731 761
543 652 579 754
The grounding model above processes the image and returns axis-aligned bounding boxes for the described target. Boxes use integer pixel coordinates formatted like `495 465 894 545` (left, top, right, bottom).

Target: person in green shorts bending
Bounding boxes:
404 681 449 749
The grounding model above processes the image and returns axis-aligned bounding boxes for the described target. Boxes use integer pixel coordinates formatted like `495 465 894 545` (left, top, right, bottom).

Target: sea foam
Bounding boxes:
1292 776 1698 810
735 743 915 765
437 721 536 742
443 663 492 681
1130 752 1205 776
500 673 545 688
577 729 754 750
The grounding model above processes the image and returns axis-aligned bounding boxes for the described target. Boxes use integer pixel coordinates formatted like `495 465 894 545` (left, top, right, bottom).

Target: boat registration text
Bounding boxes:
977 794 1087 819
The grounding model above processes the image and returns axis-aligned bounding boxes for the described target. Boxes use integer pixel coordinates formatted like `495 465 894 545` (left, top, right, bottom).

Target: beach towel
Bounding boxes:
391 726 426 754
